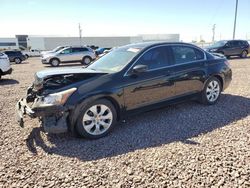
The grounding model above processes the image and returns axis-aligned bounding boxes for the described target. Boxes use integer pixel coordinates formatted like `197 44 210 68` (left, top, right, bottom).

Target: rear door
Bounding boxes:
225 41 240 55
72 47 88 61
170 45 206 96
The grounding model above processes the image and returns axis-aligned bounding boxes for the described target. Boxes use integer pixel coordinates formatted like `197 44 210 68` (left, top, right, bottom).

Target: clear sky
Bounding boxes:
1 0 250 42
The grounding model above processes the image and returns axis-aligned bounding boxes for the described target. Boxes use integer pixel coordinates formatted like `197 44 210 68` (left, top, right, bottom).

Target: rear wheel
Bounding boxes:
200 77 222 105
81 56 92 65
75 99 117 139
240 50 248 58
50 58 60 67
14 58 22 64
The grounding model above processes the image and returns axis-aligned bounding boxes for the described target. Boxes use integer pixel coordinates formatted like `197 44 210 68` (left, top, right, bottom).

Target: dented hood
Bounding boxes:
36 67 106 79
34 67 108 86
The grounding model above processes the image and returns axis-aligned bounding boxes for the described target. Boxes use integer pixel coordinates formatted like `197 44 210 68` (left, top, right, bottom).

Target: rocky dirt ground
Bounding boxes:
0 57 249 187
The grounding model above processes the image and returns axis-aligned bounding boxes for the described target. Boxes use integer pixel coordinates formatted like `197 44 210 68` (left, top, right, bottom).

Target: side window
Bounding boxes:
81 48 89 52
172 46 204 64
72 48 88 52
61 48 72 54
136 47 169 70
229 41 238 47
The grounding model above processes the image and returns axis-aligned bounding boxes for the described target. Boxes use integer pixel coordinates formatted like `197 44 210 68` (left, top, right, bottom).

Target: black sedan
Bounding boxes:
16 42 232 139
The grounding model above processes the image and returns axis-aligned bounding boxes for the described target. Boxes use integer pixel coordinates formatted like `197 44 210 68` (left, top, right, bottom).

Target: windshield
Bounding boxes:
52 46 65 52
210 41 227 48
88 47 141 72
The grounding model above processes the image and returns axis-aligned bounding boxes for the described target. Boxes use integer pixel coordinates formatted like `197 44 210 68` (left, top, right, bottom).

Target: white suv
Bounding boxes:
41 46 96 67
0 52 12 80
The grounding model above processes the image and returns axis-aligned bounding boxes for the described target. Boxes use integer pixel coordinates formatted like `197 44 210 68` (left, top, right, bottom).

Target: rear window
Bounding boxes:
172 46 204 64
72 48 89 52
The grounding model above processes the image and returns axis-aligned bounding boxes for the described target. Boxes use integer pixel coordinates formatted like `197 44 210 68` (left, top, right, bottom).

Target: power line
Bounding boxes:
212 24 216 42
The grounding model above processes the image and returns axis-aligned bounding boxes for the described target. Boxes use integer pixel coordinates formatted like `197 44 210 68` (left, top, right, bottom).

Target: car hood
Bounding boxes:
36 67 107 80
34 67 109 90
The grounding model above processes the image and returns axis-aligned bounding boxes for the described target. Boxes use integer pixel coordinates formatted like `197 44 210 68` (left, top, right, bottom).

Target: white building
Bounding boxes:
0 34 180 50
0 38 18 50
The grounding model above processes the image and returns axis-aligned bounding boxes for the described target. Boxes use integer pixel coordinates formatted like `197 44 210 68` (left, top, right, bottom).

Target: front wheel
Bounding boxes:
75 99 117 139
50 58 60 67
200 77 222 105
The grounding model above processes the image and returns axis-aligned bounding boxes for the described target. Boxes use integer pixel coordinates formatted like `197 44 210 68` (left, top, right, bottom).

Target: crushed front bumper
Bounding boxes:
16 98 69 133
16 98 35 127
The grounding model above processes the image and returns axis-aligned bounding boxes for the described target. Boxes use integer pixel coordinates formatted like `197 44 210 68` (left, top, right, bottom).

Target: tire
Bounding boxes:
200 77 222 105
50 58 60 67
14 58 22 64
25 54 29 59
240 50 248 58
81 56 92 65
75 99 117 139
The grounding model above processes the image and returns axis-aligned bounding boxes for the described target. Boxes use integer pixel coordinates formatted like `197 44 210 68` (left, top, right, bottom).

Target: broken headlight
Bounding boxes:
40 88 77 106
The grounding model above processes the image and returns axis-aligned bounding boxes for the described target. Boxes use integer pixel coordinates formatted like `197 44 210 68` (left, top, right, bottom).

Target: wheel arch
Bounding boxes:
68 95 122 133
49 57 60 63
203 74 224 91
213 75 224 89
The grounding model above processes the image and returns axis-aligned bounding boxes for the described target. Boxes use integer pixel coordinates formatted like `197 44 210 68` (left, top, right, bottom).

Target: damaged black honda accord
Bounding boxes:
16 42 232 139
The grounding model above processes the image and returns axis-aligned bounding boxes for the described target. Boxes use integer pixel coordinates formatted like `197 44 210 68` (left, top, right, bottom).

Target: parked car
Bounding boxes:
22 49 41 58
40 46 69 56
0 52 12 80
16 42 232 139
4 50 26 64
41 46 96 67
95 48 111 56
205 40 249 58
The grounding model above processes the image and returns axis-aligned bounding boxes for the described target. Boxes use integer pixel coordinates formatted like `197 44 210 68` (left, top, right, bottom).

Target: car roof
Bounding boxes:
4 50 21 52
120 41 200 50
220 39 248 42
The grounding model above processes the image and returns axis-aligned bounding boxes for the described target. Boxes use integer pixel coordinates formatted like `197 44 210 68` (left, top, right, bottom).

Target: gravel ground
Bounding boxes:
0 57 249 187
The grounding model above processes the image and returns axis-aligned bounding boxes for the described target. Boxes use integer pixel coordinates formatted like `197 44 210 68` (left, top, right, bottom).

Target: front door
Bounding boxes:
58 48 73 62
123 46 175 110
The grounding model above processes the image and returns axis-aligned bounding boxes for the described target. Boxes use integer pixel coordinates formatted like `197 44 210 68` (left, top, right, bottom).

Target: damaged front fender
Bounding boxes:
16 97 70 134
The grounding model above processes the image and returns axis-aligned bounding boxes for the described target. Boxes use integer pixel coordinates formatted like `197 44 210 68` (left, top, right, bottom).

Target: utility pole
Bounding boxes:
79 23 82 46
233 0 238 39
212 24 216 42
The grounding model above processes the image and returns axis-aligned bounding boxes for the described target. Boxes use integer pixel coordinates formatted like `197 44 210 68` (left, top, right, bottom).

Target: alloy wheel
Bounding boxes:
15 58 21 64
206 80 220 102
242 51 248 58
82 104 113 136
51 59 59 66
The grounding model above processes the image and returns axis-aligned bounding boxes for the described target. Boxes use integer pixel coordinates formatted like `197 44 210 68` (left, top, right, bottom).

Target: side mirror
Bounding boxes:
132 64 148 74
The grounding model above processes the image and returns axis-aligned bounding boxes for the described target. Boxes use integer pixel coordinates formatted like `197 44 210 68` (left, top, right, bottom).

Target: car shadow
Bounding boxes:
0 79 19 85
26 94 250 161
